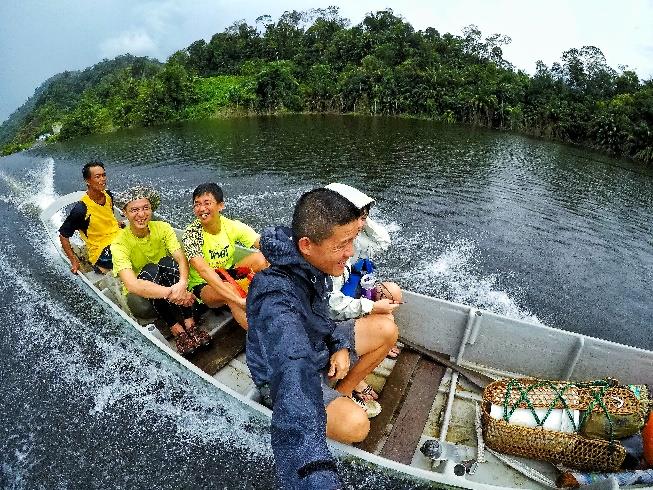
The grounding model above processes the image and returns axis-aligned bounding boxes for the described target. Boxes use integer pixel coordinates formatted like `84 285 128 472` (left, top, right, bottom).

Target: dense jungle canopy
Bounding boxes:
1 8 651 164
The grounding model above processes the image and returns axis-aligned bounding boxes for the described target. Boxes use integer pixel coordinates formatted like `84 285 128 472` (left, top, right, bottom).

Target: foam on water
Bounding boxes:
395 237 543 325
1 432 35 489
30 157 58 211
0 157 66 228
383 221 402 234
0 168 30 206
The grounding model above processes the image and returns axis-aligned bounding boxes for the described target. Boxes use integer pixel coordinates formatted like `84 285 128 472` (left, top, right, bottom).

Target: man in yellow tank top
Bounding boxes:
59 161 121 274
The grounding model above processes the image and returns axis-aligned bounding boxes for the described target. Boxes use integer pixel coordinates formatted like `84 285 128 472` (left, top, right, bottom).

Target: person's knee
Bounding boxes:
379 315 399 345
327 397 370 443
347 409 370 442
159 255 176 269
245 251 268 273
201 285 225 306
138 263 158 282
383 281 403 303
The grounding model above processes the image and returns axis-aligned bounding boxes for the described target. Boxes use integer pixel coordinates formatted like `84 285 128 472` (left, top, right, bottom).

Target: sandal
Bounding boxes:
354 382 379 401
185 322 211 348
351 393 382 419
387 345 400 359
175 332 198 357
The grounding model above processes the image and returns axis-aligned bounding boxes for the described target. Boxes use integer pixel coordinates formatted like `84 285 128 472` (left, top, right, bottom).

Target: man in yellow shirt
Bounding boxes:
183 183 267 330
59 161 121 274
111 185 208 356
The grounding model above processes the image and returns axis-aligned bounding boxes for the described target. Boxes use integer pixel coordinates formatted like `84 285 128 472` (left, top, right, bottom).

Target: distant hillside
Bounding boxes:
0 55 162 150
2 8 651 164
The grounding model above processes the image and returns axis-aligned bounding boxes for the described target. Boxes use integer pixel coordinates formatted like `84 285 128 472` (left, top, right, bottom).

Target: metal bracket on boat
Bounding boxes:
440 308 485 443
420 440 478 475
562 336 584 380
145 323 168 344
452 308 483 364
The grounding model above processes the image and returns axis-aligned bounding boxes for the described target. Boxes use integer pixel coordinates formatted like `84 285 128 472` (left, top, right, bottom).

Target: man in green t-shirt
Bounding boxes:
183 183 267 330
111 185 209 356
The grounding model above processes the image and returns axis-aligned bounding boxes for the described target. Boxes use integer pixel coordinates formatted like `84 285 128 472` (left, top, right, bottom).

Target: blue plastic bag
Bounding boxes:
341 258 375 298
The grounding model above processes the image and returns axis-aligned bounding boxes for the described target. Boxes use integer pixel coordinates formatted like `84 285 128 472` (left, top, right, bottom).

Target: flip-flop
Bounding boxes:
387 345 400 359
175 332 198 357
185 321 211 348
354 383 379 401
351 393 382 418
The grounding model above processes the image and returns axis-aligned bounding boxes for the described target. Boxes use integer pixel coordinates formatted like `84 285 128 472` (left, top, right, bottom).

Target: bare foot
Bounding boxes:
387 345 400 359
353 381 378 401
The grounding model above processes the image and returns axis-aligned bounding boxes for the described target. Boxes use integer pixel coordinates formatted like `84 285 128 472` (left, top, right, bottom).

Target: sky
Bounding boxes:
1 0 652 123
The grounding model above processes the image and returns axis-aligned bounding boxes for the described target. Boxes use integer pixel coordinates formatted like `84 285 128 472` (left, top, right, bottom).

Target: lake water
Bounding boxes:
1 115 651 488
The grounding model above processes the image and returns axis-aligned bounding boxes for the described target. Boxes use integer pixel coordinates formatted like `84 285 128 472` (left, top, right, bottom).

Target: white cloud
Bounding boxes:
95 0 228 63
135 0 186 34
99 30 158 59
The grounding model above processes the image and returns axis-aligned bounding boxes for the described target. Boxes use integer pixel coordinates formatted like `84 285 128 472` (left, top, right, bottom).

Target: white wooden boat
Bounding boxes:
41 192 653 490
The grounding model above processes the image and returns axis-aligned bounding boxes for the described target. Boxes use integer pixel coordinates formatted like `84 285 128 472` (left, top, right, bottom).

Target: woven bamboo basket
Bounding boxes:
481 378 637 472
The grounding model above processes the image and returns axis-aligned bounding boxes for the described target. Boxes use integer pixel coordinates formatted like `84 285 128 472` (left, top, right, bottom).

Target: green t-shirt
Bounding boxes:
111 221 181 277
183 216 259 289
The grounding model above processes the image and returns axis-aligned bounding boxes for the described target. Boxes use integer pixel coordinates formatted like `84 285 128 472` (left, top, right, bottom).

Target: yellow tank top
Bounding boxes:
80 191 120 263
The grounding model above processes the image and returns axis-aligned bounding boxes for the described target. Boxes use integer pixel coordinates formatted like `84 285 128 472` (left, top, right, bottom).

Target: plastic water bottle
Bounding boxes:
420 439 475 463
360 273 375 300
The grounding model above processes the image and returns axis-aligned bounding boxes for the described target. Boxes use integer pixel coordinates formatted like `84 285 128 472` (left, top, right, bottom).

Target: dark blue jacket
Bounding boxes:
246 226 353 489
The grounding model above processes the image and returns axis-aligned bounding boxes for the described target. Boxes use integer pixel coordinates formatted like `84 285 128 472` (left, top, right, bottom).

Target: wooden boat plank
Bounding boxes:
379 357 446 464
357 349 421 453
190 321 246 375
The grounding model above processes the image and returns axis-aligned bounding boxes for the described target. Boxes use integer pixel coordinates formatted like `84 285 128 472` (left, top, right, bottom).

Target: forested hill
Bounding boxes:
0 55 162 150
2 8 652 164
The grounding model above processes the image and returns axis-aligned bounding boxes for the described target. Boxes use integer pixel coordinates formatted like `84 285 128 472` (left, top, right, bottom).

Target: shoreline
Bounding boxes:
9 110 639 167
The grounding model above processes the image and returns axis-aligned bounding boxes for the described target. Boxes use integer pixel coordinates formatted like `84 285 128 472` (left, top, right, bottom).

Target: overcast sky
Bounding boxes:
1 0 652 123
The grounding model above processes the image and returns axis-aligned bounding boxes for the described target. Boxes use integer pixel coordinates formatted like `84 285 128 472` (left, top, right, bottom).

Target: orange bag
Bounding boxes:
643 412 653 466
215 267 255 298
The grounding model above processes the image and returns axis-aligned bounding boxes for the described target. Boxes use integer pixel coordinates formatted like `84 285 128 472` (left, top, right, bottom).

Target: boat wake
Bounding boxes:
0 157 66 227
393 235 543 325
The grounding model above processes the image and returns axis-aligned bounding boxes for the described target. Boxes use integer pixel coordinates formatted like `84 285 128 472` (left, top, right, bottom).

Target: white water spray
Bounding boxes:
397 238 543 325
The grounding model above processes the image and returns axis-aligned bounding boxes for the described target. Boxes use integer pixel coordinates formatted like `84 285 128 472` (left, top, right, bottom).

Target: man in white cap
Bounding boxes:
325 182 403 404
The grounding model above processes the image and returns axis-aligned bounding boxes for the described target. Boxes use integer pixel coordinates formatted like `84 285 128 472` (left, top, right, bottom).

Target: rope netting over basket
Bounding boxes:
481 378 643 472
